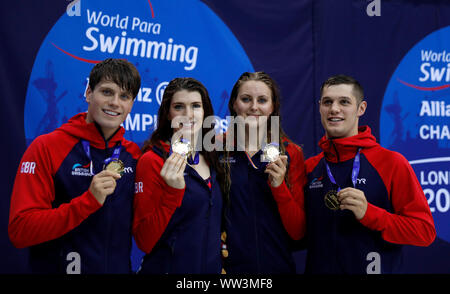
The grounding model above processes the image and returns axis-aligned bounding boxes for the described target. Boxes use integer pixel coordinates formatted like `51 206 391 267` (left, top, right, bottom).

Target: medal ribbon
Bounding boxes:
187 151 200 165
82 140 122 175
245 151 259 169
325 148 361 192
245 142 280 169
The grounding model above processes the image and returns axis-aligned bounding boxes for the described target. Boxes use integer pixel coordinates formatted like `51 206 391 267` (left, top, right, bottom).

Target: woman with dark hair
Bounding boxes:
223 72 306 273
133 77 229 274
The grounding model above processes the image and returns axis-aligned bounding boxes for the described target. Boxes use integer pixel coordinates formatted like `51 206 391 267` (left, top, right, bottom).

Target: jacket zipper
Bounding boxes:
93 122 121 272
329 138 341 163
103 136 110 272
203 190 213 273
188 165 214 273
249 164 260 271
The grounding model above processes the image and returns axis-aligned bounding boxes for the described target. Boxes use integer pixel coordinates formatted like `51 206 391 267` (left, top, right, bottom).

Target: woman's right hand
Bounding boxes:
89 170 121 205
160 152 187 189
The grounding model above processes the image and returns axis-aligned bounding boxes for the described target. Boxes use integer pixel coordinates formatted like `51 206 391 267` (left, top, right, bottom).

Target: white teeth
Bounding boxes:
329 118 343 121
103 110 120 116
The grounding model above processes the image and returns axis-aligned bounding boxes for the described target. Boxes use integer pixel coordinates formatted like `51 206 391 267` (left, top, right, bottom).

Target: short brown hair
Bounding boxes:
89 58 141 99
320 74 364 103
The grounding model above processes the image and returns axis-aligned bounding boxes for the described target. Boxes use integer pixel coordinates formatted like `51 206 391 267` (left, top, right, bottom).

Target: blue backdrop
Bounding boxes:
1 0 449 274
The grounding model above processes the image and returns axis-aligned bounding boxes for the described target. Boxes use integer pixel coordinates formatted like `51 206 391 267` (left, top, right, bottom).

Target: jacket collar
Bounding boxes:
56 112 125 149
319 126 378 163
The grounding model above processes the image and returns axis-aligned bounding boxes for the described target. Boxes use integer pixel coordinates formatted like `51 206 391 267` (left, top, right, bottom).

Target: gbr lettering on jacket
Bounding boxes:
20 161 36 174
135 182 143 193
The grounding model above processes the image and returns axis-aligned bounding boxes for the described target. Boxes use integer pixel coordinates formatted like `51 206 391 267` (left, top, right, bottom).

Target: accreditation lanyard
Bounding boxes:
81 140 122 175
325 148 361 192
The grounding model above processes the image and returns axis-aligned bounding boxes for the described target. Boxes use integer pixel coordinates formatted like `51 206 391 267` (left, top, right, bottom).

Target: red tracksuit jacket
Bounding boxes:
8 113 140 273
303 126 435 273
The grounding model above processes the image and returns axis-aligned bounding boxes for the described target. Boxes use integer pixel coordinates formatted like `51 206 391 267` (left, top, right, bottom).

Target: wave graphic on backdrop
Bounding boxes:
397 78 450 91
24 0 254 147
51 42 102 64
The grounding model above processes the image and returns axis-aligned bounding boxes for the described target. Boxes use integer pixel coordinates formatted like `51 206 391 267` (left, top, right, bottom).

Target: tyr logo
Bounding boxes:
357 178 367 185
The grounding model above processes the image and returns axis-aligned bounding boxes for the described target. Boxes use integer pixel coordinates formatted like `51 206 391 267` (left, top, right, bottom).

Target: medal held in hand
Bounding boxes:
323 148 361 210
103 143 124 176
261 142 280 162
82 140 123 176
171 138 192 156
171 138 200 165
324 190 340 210
104 159 125 176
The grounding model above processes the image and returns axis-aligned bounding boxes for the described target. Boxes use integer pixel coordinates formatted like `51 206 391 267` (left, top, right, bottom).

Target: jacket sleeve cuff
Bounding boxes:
359 202 387 231
269 180 292 203
83 189 103 211
161 184 186 208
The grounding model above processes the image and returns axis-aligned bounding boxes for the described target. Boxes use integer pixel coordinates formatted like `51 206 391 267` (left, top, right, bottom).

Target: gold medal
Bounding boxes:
324 190 340 210
172 139 192 156
104 159 125 175
262 143 280 162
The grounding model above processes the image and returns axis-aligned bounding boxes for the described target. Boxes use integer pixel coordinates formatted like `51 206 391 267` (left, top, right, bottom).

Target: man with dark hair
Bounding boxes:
319 74 364 103
8 58 142 273
303 74 435 273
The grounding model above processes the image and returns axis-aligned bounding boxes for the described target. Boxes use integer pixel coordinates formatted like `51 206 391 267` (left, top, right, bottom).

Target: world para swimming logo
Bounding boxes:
24 0 254 147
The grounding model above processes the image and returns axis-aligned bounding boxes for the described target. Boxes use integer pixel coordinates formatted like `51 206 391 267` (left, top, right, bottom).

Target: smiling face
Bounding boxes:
319 84 367 139
232 80 274 129
85 80 134 139
168 90 204 139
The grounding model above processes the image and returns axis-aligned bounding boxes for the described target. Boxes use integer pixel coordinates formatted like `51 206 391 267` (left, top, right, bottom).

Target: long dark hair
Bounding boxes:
142 77 230 202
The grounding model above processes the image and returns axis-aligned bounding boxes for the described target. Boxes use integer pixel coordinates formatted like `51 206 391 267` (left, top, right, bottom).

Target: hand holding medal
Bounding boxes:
91 155 124 205
337 187 368 220
323 149 368 219
171 138 199 165
261 142 280 163
171 138 193 157
83 140 124 205
89 170 121 205
104 158 125 176
160 151 187 190
261 143 288 188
